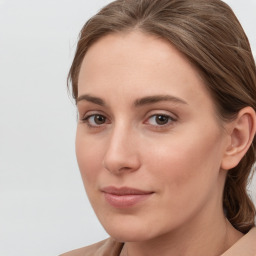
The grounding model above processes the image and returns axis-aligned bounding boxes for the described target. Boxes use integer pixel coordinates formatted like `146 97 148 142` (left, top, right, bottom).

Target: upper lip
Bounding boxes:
101 186 154 195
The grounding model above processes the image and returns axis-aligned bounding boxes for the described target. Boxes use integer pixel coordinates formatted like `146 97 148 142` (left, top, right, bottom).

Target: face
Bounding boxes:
76 31 229 242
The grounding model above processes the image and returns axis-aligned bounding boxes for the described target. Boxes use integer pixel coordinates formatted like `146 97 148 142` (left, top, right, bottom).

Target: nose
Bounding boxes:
103 125 141 175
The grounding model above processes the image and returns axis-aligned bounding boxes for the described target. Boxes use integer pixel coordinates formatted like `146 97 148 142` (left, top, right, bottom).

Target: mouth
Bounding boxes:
101 186 154 208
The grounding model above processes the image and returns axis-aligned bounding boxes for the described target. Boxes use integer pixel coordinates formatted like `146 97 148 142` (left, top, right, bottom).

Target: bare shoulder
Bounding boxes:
59 238 124 256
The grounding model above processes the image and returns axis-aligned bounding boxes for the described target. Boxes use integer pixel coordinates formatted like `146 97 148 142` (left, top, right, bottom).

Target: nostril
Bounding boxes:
102 131 141 174
102 154 141 175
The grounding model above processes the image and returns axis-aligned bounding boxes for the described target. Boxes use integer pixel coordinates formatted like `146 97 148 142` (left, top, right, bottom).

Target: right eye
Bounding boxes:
82 114 107 127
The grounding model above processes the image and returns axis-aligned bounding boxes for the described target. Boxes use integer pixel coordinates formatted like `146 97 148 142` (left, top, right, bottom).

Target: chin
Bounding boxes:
98 213 164 243
106 226 155 243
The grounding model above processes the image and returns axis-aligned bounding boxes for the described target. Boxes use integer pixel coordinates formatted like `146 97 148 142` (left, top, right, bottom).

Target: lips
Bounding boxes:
101 186 154 208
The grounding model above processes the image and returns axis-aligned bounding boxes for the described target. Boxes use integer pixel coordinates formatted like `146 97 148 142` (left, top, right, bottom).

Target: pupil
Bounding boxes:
95 115 105 124
156 115 168 125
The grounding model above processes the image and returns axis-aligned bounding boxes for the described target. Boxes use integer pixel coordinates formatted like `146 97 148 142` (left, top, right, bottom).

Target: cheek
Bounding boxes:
143 126 225 198
136 129 225 233
75 130 104 188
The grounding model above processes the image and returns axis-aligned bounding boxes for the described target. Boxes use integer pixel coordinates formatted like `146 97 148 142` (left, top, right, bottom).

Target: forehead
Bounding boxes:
78 31 215 112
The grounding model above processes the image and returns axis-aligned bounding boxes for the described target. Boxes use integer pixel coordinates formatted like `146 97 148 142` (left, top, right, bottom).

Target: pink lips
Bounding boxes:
101 186 154 208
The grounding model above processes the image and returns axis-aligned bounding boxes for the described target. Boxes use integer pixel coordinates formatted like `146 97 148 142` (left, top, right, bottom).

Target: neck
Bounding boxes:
120 211 243 256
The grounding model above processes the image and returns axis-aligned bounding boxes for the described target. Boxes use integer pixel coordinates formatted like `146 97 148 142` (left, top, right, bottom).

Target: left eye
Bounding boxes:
147 114 174 126
84 114 107 126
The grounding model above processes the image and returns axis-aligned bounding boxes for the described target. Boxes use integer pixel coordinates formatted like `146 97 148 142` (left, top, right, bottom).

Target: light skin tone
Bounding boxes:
76 31 256 256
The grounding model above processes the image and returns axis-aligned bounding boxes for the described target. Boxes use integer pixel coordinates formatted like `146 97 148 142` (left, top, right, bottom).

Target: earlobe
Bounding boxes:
221 107 256 170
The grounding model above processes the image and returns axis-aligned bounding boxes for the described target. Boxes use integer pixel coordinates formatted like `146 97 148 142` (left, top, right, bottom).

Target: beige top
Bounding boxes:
60 227 256 256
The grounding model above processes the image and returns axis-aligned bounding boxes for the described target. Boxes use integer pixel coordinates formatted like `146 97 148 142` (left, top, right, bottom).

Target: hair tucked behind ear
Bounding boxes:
68 0 256 233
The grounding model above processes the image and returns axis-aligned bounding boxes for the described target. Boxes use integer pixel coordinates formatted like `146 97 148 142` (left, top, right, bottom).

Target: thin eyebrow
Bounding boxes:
134 95 188 107
76 94 106 106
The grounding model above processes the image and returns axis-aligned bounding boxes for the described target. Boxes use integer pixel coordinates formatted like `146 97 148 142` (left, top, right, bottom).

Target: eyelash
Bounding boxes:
81 113 177 129
145 114 177 128
81 114 109 128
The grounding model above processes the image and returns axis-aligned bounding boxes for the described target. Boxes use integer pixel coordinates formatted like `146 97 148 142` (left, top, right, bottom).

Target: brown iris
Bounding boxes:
94 115 106 125
155 115 169 125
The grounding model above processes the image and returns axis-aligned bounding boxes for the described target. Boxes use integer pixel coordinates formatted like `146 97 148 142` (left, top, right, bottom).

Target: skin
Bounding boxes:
76 31 246 256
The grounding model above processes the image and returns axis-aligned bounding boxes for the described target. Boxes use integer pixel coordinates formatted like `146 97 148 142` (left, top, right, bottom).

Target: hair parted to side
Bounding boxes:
68 0 256 233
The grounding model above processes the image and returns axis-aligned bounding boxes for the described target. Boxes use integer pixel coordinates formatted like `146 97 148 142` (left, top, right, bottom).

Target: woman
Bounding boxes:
61 0 256 255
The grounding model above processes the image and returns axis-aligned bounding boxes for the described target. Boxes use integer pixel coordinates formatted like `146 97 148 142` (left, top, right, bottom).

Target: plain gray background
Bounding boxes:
0 0 255 255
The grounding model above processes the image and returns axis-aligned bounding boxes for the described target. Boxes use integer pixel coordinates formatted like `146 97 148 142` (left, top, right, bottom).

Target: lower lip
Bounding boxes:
103 193 153 208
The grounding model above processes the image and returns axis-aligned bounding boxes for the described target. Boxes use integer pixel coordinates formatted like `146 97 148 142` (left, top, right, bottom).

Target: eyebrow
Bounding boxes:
134 95 188 107
76 94 105 106
76 94 188 107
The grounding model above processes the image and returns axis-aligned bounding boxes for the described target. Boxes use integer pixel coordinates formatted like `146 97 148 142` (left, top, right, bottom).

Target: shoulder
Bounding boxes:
59 238 124 256
221 227 256 256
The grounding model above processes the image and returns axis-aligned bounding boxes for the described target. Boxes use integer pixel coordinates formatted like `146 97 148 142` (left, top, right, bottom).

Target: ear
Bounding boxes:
221 107 256 170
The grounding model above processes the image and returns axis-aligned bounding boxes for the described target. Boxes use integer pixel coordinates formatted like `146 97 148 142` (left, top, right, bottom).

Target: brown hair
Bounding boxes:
68 0 256 233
